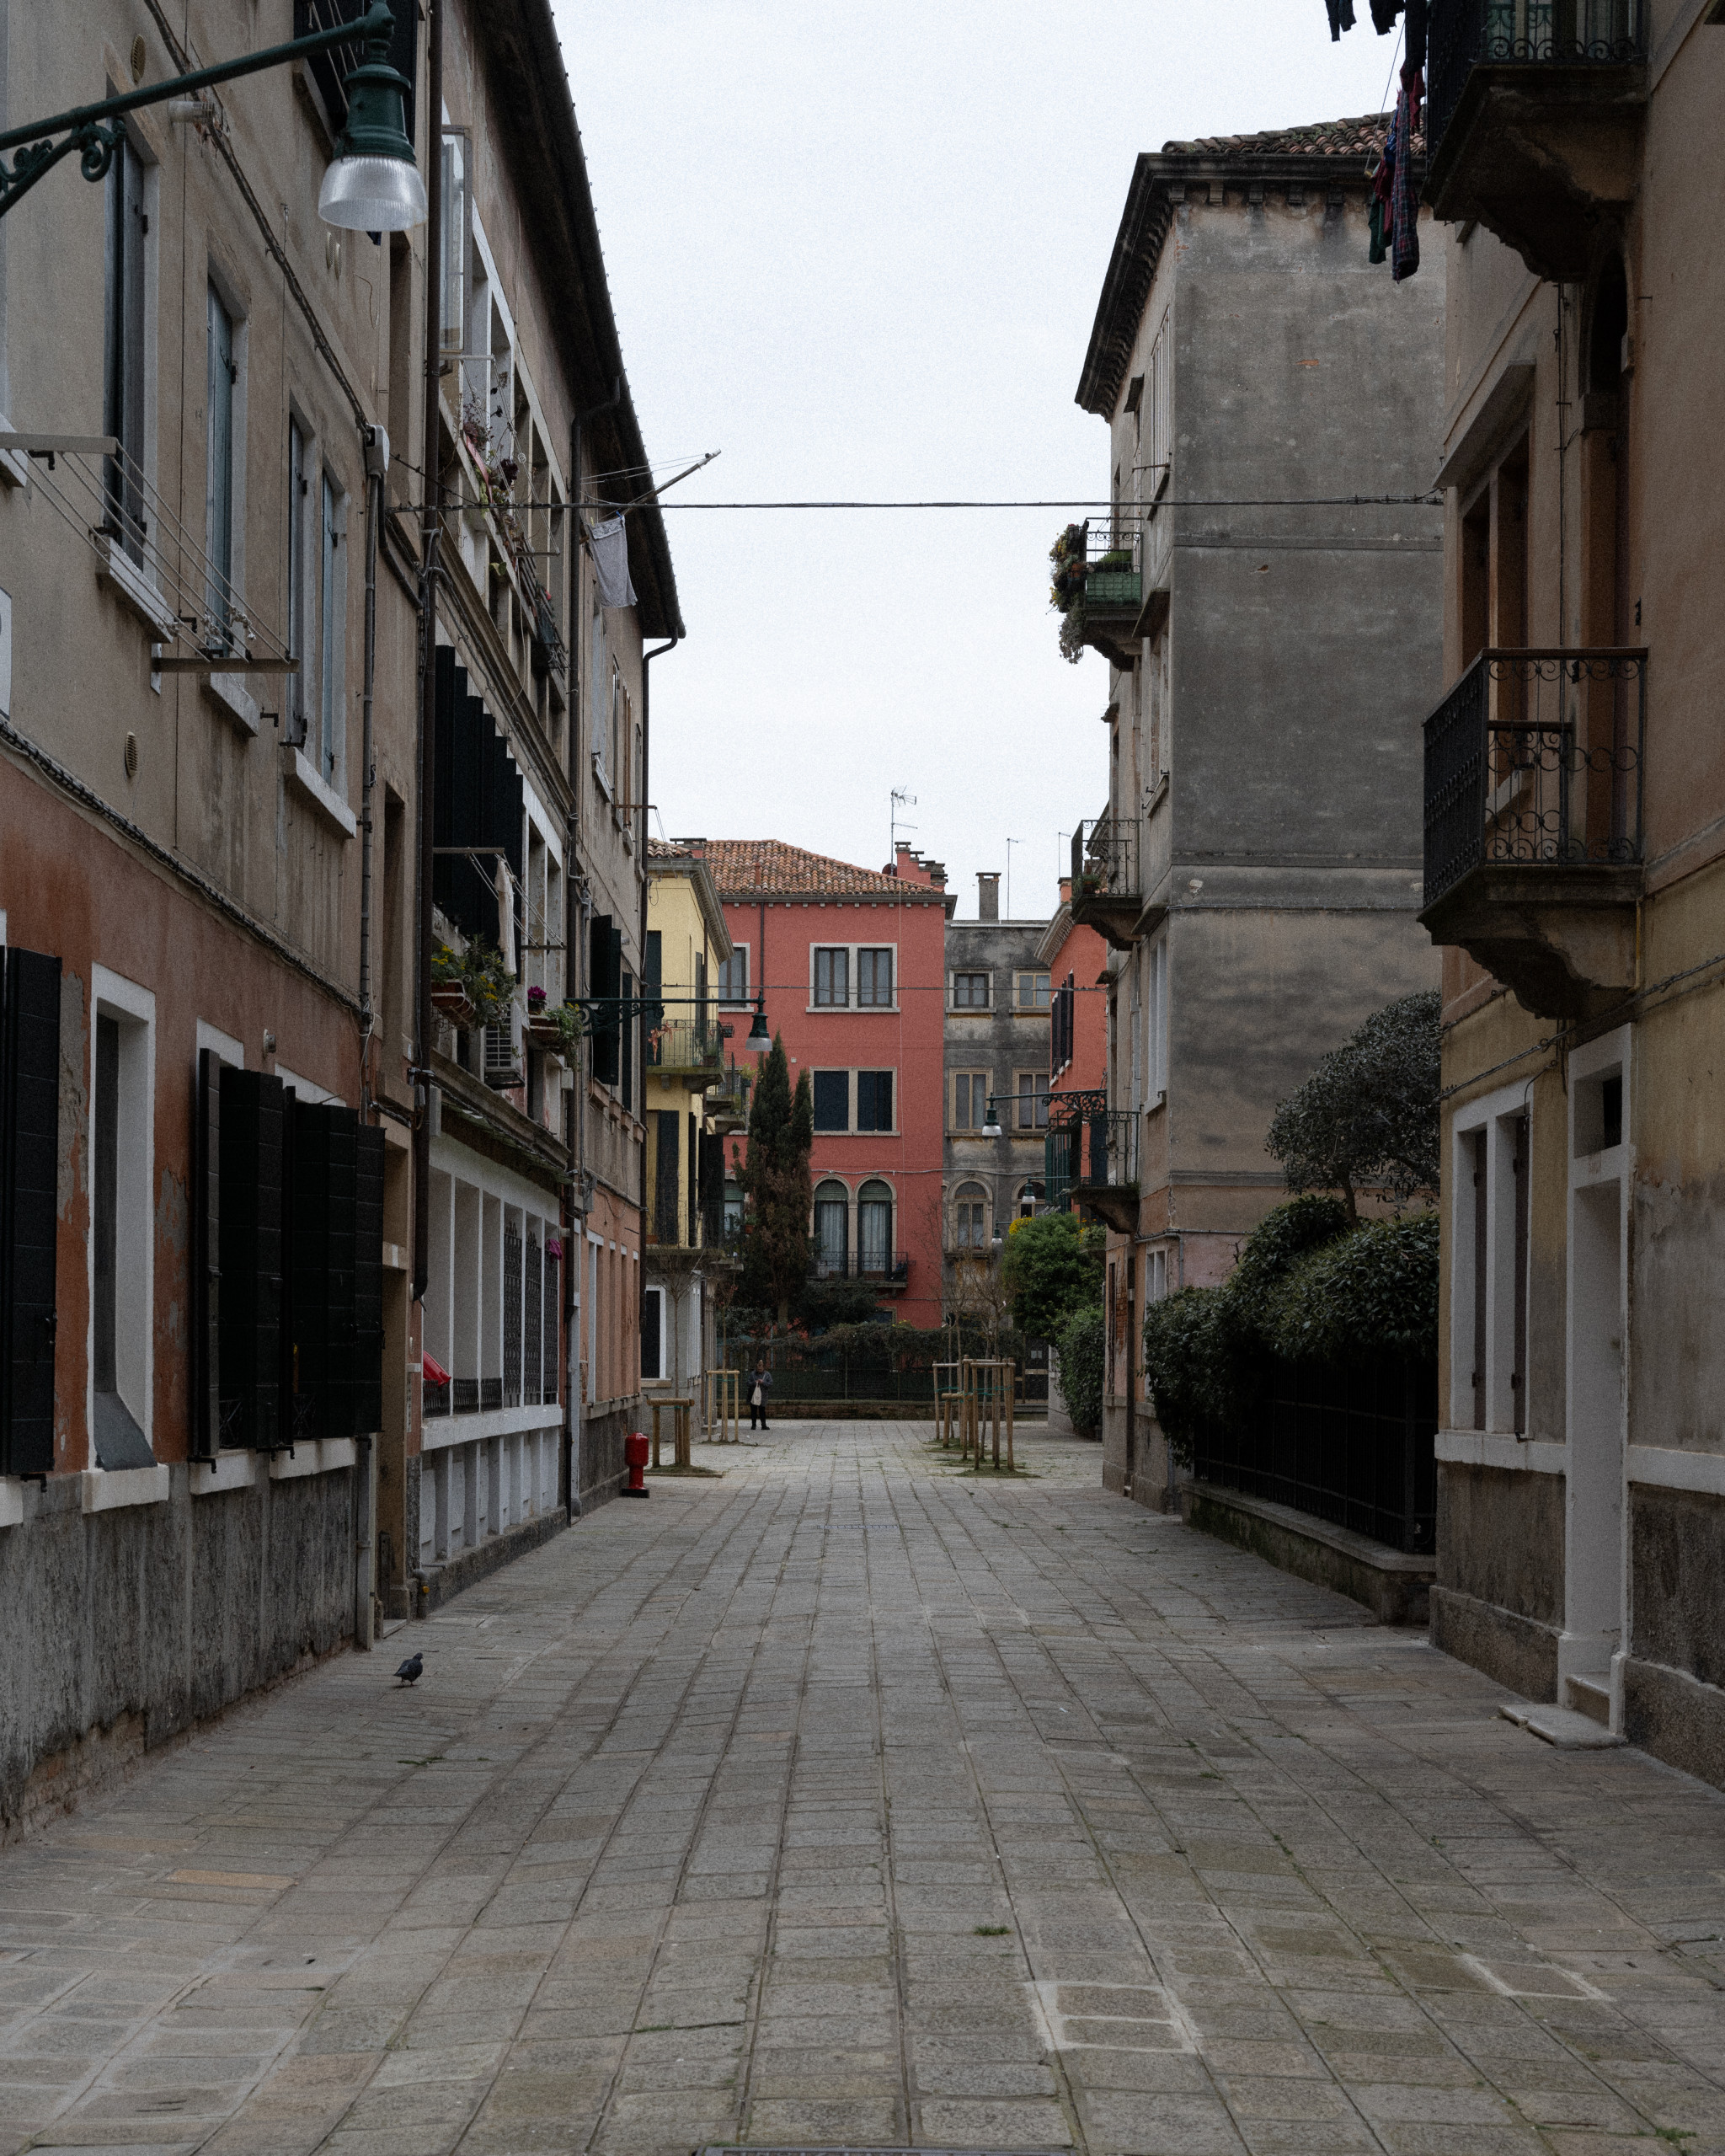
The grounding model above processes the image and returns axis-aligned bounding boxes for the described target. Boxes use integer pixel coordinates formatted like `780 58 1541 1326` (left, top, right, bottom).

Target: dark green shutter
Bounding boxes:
620 969 634 1110
289 1100 357 1440
218 1067 285 1449
191 1049 221 1458
0 948 61 1476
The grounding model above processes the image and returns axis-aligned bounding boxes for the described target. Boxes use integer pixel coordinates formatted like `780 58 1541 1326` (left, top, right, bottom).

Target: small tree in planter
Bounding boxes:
430 943 478 1029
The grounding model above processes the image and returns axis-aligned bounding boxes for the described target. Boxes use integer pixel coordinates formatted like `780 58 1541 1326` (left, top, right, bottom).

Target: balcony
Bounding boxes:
1045 1100 1139 1234
1057 516 1147 669
1427 0 1648 280
1420 647 1645 1019
809 1251 911 1290
1070 816 1142 950
647 1018 726 1079
704 1061 752 1135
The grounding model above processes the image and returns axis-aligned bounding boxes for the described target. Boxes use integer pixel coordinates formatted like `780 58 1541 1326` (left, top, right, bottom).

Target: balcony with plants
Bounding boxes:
1426 0 1648 278
1420 646 1646 1017
1069 815 1143 950
1049 516 1146 670
648 1017 727 1078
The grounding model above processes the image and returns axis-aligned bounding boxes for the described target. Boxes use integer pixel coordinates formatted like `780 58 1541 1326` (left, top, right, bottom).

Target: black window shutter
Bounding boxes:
191 1049 222 1459
620 968 634 1110
289 1101 358 1440
0 947 61 1477
351 1123 385 1436
218 1067 285 1450
590 913 618 1083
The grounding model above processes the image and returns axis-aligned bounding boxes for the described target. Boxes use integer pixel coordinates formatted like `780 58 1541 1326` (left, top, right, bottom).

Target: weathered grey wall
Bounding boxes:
0 1471 355 1840
943 913 1051 1292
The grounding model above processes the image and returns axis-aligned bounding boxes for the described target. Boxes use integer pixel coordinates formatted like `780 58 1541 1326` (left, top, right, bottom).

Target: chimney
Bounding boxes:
977 872 1000 923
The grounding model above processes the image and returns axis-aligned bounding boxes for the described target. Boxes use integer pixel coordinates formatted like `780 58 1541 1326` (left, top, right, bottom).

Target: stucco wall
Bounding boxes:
0 1468 355 1841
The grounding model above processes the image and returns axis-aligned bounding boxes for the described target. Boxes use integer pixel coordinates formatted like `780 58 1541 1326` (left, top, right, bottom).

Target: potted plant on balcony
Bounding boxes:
430 943 478 1030
526 992 585 1057
460 937 516 1029
1049 522 1089 666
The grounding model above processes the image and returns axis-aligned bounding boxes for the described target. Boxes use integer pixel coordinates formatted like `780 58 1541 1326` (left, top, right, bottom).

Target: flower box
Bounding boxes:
525 1017 566 1052
430 982 478 1029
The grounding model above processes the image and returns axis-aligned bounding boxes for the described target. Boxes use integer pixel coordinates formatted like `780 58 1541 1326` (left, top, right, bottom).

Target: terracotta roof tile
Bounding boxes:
1162 111 1419 159
702 839 944 901
647 837 691 859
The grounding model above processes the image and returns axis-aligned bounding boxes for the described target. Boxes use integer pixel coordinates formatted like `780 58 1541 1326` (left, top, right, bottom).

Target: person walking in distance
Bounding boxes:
749 1356 772 1431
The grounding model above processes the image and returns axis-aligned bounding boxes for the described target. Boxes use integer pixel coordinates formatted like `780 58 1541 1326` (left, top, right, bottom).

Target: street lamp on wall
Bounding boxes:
316 13 426 232
0 1 425 229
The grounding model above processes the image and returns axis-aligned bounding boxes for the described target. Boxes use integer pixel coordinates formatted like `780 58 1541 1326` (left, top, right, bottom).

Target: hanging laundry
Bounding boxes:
1391 79 1421 281
1326 0 1357 38
587 512 637 609
1370 0 1402 31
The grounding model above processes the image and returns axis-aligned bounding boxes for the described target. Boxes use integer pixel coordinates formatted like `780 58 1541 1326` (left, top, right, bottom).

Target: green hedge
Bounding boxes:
1053 1305 1105 1436
1141 1199 1437 1464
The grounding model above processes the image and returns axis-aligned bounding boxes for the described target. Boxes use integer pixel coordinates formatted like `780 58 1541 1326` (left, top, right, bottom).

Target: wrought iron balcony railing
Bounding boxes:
1426 0 1647 276
1070 816 1142 948
647 1018 725 1075
1429 0 1645 160
1044 1098 1138 1221
809 1250 911 1285
1422 648 1646 910
1081 516 1143 613
705 1062 752 1127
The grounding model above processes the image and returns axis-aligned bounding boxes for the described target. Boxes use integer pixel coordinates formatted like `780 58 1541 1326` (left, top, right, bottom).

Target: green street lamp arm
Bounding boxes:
0 0 393 219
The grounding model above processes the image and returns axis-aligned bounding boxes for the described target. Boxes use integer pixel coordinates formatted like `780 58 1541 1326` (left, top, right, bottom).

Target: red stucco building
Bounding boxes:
693 840 950 1330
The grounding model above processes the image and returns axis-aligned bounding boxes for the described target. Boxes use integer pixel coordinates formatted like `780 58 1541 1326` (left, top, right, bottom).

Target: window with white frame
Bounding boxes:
439 131 467 355
813 946 848 1006
952 1070 991 1131
813 1070 850 1132
590 602 606 780
1145 934 1168 1102
318 467 347 781
287 417 309 744
103 126 151 568
953 1180 989 1249
857 947 893 1006
89 969 155 1467
641 1285 665 1382
813 1179 849 1272
1450 1080 1533 1434
1147 1246 1169 1304
718 945 749 1004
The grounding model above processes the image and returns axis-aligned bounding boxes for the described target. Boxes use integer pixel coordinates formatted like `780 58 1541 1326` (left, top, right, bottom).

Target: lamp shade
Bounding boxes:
741 1003 772 1055
318 13 425 232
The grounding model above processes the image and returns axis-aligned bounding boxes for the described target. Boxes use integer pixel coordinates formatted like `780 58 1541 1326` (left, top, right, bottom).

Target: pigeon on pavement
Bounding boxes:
394 1652 424 1687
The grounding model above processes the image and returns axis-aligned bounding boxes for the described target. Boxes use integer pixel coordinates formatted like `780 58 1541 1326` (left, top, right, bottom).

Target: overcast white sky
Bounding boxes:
550 3 1403 923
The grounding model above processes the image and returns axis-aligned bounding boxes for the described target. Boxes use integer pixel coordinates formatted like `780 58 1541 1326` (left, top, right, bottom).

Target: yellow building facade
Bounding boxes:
643 844 747 1424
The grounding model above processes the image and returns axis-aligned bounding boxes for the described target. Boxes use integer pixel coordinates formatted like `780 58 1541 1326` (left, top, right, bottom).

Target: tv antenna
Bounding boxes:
890 787 917 869
1005 837 1022 918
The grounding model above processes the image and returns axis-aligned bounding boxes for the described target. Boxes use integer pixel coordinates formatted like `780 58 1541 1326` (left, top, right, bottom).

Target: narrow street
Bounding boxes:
5 1425 1725 2156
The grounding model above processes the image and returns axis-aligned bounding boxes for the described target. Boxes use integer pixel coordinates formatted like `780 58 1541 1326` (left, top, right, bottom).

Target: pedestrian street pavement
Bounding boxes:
5 1419 1725 2156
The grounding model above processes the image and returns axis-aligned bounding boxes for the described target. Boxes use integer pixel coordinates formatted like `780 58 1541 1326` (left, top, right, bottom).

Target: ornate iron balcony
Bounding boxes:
1070 816 1142 949
1427 0 1647 278
1045 1095 1139 1232
809 1250 911 1285
1421 647 1646 1016
647 1019 725 1077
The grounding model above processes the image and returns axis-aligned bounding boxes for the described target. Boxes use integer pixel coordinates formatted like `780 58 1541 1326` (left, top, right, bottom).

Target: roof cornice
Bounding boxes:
1076 124 1415 420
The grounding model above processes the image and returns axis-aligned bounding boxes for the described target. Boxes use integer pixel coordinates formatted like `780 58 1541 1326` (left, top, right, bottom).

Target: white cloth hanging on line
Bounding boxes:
587 513 637 609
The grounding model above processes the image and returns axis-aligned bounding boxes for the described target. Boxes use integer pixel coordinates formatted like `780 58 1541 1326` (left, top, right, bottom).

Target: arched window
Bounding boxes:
1017 1180 1044 1218
857 1179 894 1273
953 1180 989 1250
813 1179 849 1276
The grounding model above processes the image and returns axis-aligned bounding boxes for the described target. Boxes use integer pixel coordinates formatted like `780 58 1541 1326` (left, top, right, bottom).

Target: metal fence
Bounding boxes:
1423 647 1646 907
1190 1355 1437 1554
721 1343 1049 1410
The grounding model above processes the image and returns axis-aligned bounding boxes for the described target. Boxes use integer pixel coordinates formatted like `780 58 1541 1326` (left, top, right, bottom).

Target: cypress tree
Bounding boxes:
738 1035 814 1331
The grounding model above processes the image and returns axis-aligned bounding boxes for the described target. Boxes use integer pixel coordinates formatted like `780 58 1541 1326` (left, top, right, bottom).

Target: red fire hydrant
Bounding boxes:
623 1429 650 1498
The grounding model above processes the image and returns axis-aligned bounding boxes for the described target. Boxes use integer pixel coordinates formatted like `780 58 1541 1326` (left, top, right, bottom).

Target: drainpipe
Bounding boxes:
411 0 443 1311
357 427 387 1068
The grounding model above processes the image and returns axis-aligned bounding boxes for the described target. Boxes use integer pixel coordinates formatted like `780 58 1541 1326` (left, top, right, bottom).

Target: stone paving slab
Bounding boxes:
4 1420 1725 2154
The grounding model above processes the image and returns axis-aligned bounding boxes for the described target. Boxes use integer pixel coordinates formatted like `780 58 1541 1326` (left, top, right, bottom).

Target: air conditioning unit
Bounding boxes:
483 1002 524 1089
